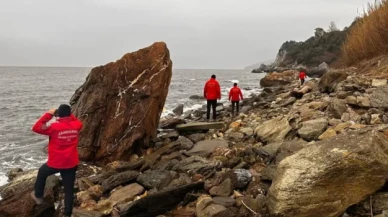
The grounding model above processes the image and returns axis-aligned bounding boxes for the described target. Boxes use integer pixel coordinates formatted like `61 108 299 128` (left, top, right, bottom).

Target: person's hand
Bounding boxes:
47 108 56 115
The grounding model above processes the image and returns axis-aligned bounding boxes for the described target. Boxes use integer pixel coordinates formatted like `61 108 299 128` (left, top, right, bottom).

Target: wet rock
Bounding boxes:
209 178 233 197
172 156 222 176
6 168 23 181
0 170 58 217
329 98 347 119
176 122 224 132
136 170 173 190
254 116 291 143
318 128 337 140
298 118 328 141
187 139 228 157
173 104 184 116
118 182 204 217
71 42 172 163
101 170 139 193
371 86 388 108
318 70 348 93
213 197 236 207
188 133 206 143
268 130 388 217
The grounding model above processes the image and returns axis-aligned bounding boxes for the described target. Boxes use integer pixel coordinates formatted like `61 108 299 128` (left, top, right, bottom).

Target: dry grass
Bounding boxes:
342 0 388 66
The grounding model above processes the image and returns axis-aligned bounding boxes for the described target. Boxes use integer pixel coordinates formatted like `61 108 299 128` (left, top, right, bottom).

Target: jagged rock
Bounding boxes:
298 118 328 141
101 170 139 193
176 122 224 132
318 70 348 93
136 170 174 190
209 178 233 197
173 104 184 116
188 133 206 143
260 70 298 87
371 86 388 108
89 171 118 184
172 156 222 176
118 182 204 217
0 170 59 217
318 128 337 140
71 42 172 163
255 116 291 143
328 98 347 119
96 183 145 215
187 139 228 157
268 130 388 217
106 159 145 173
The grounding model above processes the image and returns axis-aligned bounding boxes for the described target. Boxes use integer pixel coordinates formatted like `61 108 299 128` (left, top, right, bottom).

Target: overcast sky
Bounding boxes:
0 0 374 69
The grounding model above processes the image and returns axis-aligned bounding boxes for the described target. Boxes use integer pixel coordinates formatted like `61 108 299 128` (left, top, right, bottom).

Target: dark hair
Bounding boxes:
234 83 237 86
211 75 216 79
57 104 72 117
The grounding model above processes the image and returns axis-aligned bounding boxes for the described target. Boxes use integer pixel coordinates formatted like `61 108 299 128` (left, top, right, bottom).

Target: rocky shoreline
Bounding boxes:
2 44 388 217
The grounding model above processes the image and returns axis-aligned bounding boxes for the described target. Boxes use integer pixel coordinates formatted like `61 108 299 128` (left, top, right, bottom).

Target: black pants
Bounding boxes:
301 78 305 85
232 101 240 114
34 163 77 216
206 100 217 120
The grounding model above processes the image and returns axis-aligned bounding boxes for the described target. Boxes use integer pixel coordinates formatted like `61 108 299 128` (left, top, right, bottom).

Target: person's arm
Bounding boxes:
32 109 56 136
203 83 207 99
240 89 243 100
217 82 221 100
229 89 232 101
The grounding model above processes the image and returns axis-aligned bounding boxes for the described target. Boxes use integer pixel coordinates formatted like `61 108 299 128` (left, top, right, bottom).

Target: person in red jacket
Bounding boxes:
229 83 244 116
299 70 307 85
30 104 82 217
204 74 221 121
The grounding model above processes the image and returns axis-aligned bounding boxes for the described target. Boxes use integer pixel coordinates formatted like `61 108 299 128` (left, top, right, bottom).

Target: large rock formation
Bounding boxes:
70 42 172 163
260 71 298 87
268 130 388 217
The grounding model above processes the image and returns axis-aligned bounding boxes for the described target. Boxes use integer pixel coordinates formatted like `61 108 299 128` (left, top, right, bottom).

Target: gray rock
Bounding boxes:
172 104 184 116
176 122 224 132
173 136 194 150
187 139 228 157
136 170 173 190
172 156 222 176
188 133 206 143
255 116 291 143
227 132 244 142
209 178 233 197
298 118 328 141
329 98 347 119
307 62 329 78
234 169 252 188
268 130 388 217
371 86 388 108
318 70 348 93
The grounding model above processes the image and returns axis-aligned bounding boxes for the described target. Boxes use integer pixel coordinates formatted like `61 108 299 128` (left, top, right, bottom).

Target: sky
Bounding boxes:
0 0 375 69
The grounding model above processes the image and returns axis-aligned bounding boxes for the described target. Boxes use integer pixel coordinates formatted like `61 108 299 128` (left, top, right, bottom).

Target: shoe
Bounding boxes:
30 191 43 205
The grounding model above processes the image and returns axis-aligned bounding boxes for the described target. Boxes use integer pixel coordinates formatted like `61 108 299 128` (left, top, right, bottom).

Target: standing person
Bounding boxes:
30 104 82 217
204 74 221 121
299 70 307 85
229 83 244 116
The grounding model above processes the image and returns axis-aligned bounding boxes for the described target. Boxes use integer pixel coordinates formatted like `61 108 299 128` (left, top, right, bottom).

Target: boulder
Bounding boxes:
298 118 328 141
255 116 291 143
307 62 329 78
268 130 388 217
318 70 348 93
260 70 299 87
187 139 228 157
136 170 173 190
118 182 204 217
371 86 388 108
173 104 184 116
176 122 224 132
328 98 347 119
70 42 173 163
0 170 59 217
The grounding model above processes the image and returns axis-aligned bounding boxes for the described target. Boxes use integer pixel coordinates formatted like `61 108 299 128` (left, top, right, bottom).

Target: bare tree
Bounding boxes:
327 21 339 32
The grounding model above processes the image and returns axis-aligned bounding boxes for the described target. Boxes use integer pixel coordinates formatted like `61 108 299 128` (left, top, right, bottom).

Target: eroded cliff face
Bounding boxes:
70 42 172 163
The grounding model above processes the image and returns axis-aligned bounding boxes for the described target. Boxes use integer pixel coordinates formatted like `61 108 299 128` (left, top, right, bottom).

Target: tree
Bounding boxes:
327 21 339 32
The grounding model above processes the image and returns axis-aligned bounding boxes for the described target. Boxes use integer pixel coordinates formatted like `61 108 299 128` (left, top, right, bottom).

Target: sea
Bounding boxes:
0 67 265 186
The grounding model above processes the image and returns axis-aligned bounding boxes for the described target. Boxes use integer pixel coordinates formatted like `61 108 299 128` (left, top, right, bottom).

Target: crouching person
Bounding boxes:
30 104 82 217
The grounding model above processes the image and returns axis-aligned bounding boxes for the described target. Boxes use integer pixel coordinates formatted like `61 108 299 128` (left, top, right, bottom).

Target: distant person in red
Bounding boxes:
30 104 82 217
204 74 221 121
299 70 307 85
229 83 244 116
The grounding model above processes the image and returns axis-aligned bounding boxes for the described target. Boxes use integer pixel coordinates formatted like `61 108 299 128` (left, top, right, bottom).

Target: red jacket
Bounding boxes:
229 86 243 101
299 71 306 79
204 78 221 100
32 113 83 169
